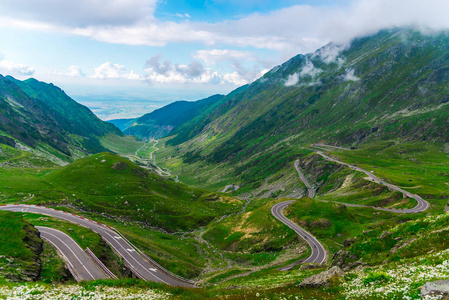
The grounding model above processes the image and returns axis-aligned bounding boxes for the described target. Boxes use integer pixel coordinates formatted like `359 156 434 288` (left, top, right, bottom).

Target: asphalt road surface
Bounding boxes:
0 204 195 287
37 226 111 281
271 201 327 270
317 151 430 213
294 160 315 198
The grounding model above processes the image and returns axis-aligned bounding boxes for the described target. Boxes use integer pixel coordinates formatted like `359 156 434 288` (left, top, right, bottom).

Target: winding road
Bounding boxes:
0 204 195 287
271 160 325 270
316 151 430 213
37 226 112 281
2 146 431 281
271 201 327 270
294 160 315 198
271 150 430 271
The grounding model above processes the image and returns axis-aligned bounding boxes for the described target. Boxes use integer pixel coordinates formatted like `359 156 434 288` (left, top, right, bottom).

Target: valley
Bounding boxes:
1 27 449 299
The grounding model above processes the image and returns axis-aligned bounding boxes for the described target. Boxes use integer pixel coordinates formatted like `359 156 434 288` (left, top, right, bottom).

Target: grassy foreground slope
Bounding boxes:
0 149 245 233
45 152 244 232
0 211 42 283
0 143 247 279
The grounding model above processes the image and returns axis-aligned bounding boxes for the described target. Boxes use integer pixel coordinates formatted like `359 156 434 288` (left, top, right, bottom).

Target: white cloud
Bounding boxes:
222 68 268 86
0 59 35 76
51 65 85 77
314 43 348 64
92 62 141 80
194 49 255 65
299 60 322 78
5 0 449 58
175 13 191 19
284 59 322 87
143 54 266 85
343 68 360 82
67 65 84 77
284 73 299 87
144 54 221 84
222 72 250 86
0 0 156 27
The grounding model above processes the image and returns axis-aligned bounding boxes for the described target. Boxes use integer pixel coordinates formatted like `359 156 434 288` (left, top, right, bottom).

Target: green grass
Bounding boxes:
39 241 73 284
286 197 422 255
0 151 245 233
326 141 449 211
0 211 41 283
0 147 247 280
0 211 37 262
99 133 144 156
202 198 308 269
347 211 449 265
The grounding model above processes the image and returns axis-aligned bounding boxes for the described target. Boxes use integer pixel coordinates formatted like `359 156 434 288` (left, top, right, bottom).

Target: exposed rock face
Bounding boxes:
310 218 332 229
379 231 392 239
299 266 345 288
421 280 449 299
390 238 416 254
299 263 323 270
332 250 365 271
343 238 356 248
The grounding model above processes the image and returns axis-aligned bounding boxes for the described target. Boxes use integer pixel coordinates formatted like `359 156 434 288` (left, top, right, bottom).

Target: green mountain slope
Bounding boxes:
155 28 449 192
0 75 126 162
107 118 136 131
3 151 243 232
120 94 225 140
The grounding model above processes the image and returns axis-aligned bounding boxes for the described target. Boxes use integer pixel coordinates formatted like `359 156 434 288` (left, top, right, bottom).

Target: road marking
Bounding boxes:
2 204 184 286
101 230 170 285
38 227 96 280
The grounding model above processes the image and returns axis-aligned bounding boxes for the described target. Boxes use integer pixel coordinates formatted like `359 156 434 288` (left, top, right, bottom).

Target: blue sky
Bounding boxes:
0 0 447 119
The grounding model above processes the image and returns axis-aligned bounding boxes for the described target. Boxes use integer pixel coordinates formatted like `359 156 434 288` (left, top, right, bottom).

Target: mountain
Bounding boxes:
0 75 124 162
154 28 449 191
116 94 225 140
107 118 136 131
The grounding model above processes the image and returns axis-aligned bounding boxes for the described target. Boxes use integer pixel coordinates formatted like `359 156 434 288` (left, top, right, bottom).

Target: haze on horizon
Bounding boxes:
1 0 449 119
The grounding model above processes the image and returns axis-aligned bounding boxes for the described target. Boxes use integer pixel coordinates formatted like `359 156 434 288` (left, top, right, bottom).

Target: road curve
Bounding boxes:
0 204 195 287
317 151 430 213
294 160 315 198
271 201 326 270
37 226 111 281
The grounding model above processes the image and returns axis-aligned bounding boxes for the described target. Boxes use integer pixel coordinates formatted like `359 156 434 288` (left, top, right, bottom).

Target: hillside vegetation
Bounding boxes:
0 75 133 163
147 29 449 197
117 94 225 140
0 211 42 282
2 28 449 299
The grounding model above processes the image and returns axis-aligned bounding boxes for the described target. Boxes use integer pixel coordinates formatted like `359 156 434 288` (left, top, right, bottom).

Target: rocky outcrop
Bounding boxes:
299 263 323 270
332 250 365 271
421 280 449 298
390 238 416 254
343 238 356 248
379 231 392 239
299 266 345 288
